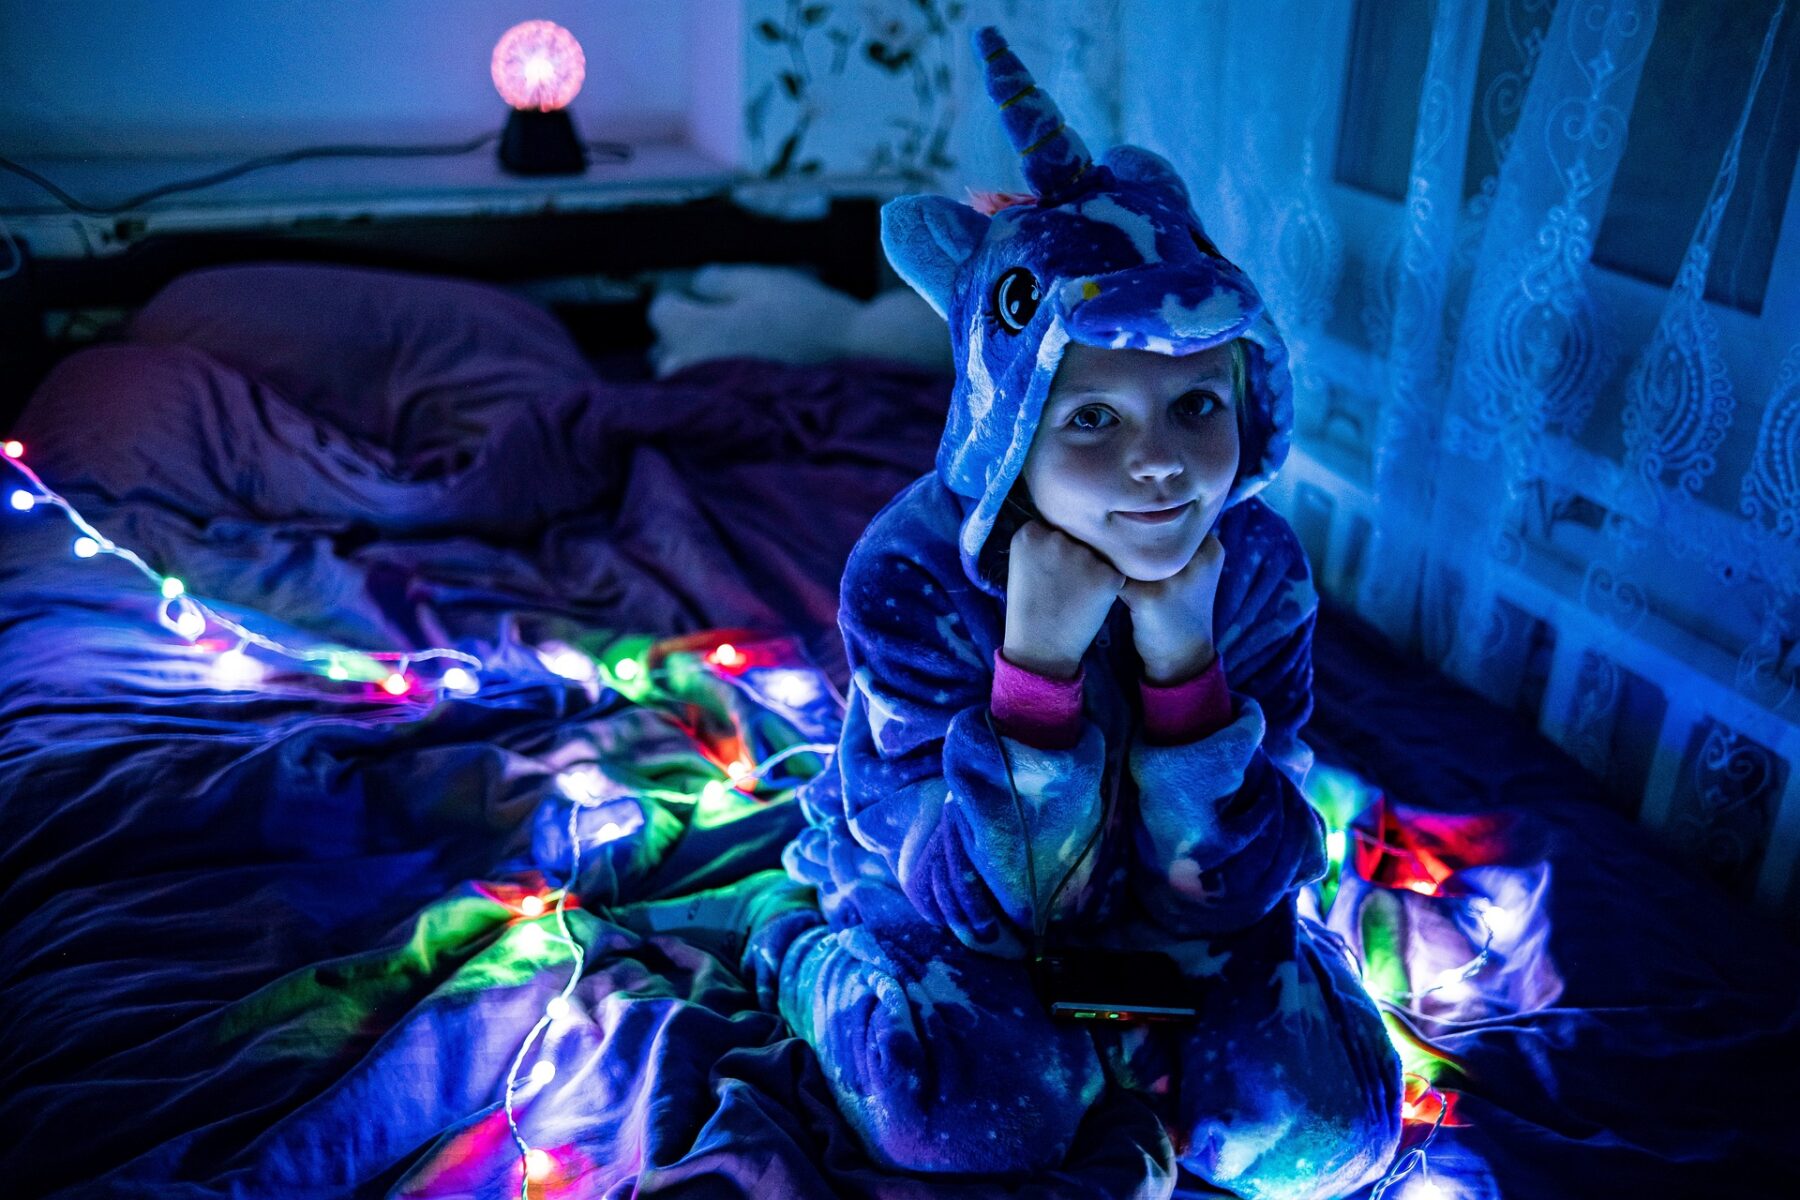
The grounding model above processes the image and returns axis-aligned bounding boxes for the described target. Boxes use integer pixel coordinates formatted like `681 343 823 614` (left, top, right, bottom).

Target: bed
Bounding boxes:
1 256 1794 1200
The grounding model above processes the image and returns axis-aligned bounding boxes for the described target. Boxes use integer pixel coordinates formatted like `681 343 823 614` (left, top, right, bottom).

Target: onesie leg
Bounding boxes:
773 917 1107 1175
1174 906 1403 1200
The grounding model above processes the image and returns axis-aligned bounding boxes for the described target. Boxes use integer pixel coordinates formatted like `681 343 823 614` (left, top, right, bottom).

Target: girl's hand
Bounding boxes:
1003 519 1126 680
1120 533 1225 685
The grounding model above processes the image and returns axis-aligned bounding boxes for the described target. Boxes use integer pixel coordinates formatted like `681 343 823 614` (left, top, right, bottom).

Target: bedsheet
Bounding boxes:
2 265 1794 1199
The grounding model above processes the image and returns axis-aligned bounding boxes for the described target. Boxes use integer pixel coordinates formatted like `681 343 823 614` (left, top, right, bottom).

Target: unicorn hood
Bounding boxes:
880 25 1296 596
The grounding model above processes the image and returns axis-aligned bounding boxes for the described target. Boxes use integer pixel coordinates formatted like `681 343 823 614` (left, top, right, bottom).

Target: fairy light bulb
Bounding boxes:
524 1148 554 1183
614 657 642 681
2 440 22 458
596 820 623 842
760 668 820 708
528 1059 556 1086
380 672 410 696
326 661 349 681
702 780 728 804
538 643 597 682
519 894 546 918
1325 829 1347 864
545 996 571 1020
557 763 607 804
439 666 478 695
212 646 264 687
1429 965 1473 1002
9 489 34 511
727 759 751 782
161 577 184 599
710 642 743 668
72 536 99 558
1473 897 1517 942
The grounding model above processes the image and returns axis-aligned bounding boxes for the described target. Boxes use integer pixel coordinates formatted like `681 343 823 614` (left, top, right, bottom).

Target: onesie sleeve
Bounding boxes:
1124 507 1327 938
835 544 1108 958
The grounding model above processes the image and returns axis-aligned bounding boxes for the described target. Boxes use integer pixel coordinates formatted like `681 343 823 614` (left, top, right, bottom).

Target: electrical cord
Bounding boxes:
0 133 633 217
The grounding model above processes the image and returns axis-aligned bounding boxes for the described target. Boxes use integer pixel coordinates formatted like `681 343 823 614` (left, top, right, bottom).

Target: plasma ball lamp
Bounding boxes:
491 20 588 176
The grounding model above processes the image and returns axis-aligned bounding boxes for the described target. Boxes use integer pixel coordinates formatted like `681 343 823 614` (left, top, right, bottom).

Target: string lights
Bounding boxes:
10 437 1501 1194
4 437 838 1198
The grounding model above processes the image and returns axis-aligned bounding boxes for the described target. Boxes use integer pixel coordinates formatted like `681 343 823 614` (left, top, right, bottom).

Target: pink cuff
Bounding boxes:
1140 656 1233 745
990 649 1085 750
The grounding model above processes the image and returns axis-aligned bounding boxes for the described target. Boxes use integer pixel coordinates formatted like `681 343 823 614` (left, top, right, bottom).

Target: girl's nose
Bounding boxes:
1129 446 1184 484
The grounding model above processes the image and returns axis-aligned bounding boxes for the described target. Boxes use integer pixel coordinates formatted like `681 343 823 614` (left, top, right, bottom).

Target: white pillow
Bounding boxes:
647 264 950 378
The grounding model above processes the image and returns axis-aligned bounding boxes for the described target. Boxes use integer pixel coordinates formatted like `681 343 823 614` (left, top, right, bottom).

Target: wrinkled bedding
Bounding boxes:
1 265 1794 1199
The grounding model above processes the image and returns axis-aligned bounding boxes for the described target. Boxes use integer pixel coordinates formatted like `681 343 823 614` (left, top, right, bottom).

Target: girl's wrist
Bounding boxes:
1000 642 1082 681
1139 642 1216 687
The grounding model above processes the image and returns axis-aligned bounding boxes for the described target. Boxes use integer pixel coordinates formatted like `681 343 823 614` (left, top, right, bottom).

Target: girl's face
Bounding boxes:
1021 341 1240 582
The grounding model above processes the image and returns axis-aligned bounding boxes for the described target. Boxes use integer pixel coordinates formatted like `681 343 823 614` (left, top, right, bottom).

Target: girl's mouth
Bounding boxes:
1114 500 1195 525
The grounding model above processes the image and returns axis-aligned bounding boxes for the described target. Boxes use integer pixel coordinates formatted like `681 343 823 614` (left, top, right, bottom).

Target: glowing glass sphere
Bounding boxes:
380 672 410 696
529 1059 557 1086
525 1147 555 1182
2 440 22 458
9 489 34 511
73 536 99 558
491 21 585 112
161 577 185 599
613 657 642 681
545 996 571 1020
519 894 546 918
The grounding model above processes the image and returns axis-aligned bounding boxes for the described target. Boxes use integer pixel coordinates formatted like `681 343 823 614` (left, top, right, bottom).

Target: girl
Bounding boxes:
663 26 1403 1199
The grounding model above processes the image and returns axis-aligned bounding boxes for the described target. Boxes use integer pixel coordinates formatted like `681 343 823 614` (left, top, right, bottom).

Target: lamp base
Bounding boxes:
499 108 588 176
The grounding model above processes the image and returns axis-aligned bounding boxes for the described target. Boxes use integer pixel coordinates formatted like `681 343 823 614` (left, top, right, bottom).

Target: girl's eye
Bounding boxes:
990 267 1041 335
1175 390 1223 418
1068 405 1116 431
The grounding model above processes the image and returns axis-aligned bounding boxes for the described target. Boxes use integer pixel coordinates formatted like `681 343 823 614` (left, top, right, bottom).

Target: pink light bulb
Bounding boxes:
491 21 585 112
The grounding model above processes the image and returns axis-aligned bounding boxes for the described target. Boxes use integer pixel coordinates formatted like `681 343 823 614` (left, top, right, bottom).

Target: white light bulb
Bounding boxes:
73 536 99 558
381 673 410 696
161 577 184 598
702 780 727 804
326 661 349 681
517 923 550 955
175 609 205 640
614 658 642 681
2 439 22 458
1474 899 1518 943
211 647 265 687
8 489 34 511
545 996 571 1020
519 894 546 918
727 759 751 782
760 668 821 708
1325 830 1347 862
557 763 607 804
538 643 597 682
529 1059 556 1086
524 1147 554 1182
595 820 624 843
439 666 478 695
1430 966 1473 1002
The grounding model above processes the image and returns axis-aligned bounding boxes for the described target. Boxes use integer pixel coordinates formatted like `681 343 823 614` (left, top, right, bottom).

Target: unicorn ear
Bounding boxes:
880 194 991 321
1100 145 1191 207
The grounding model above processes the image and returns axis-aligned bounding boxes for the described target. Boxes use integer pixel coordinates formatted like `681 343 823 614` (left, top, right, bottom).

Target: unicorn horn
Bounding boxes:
972 26 1091 202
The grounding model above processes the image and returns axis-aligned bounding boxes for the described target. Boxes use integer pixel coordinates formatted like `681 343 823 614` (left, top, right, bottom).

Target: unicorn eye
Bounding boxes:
990 267 1041 335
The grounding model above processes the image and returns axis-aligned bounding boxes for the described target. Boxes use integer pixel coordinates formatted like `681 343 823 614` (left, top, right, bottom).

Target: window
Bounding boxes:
1331 0 1799 315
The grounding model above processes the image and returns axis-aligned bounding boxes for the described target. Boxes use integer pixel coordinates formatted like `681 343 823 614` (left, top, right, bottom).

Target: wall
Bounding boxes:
0 0 691 157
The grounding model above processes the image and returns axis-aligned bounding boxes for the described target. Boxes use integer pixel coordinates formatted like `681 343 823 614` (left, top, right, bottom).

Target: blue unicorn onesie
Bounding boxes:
747 27 1403 1199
